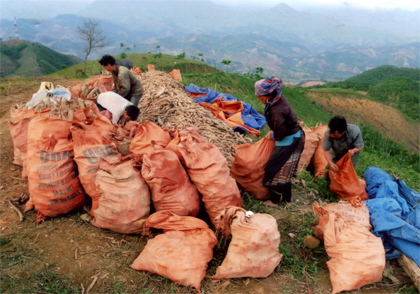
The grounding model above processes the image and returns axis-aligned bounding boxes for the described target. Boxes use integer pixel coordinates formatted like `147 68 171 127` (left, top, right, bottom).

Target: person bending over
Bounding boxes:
98 54 144 106
322 115 364 173
96 92 140 125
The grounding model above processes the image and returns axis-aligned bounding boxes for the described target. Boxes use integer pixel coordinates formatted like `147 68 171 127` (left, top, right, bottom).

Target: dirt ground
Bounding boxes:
0 77 417 294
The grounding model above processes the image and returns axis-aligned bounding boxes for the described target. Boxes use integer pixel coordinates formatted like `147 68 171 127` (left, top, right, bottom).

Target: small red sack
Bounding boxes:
130 211 217 294
178 135 242 227
312 202 385 294
91 159 150 234
329 153 369 206
298 125 320 172
231 138 275 200
212 207 282 279
142 148 200 217
129 121 171 160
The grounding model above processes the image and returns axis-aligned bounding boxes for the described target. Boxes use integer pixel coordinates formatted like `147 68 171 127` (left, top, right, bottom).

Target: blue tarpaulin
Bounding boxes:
185 84 266 133
363 167 420 266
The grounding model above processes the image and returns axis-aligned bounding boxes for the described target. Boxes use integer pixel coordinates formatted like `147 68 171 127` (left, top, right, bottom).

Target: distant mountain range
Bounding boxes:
1 0 419 83
0 40 82 78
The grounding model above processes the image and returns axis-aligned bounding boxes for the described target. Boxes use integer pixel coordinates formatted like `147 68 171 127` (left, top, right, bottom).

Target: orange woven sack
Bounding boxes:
329 153 369 206
178 135 242 227
130 211 218 294
169 69 182 81
129 121 171 160
311 124 329 177
70 125 121 217
312 202 385 294
98 74 113 92
91 159 150 233
131 67 143 75
9 108 51 177
142 148 200 217
312 201 372 241
147 64 155 71
26 117 85 223
298 125 320 172
212 207 282 279
166 125 208 161
231 138 275 200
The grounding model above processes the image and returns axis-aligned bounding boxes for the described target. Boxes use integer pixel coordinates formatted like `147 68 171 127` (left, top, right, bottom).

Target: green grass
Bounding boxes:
47 53 217 79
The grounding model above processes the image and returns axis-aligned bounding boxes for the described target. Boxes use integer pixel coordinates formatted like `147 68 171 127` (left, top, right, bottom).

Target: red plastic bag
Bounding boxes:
329 153 369 206
147 65 155 71
91 159 150 234
178 135 242 227
26 117 85 223
142 147 200 217
298 125 320 172
311 124 329 177
213 207 282 279
130 211 217 293
313 202 385 294
231 138 275 200
129 121 171 160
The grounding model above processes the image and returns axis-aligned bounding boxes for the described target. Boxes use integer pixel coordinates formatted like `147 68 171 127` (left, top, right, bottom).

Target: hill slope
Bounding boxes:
0 40 82 78
309 65 420 121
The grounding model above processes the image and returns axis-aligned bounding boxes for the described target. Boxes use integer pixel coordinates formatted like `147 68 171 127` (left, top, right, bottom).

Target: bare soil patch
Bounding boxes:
300 81 326 87
307 92 419 153
0 77 415 294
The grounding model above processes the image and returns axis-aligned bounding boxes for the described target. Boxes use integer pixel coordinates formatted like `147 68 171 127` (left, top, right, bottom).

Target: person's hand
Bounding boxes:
329 162 339 173
348 149 356 156
264 131 273 140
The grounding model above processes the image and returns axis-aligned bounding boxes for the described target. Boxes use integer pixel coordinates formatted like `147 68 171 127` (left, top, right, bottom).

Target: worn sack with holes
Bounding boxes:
313 202 385 294
27 117 85 223
231 138 275 200
311 124 329 177
91 159 150 234
130 211 217 294
142 148 200 217
178 135 242 227
212 206 282 279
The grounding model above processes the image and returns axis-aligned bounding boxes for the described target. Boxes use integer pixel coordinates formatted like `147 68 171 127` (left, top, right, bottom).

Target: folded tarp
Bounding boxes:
185 84 266 135
363 167 420 267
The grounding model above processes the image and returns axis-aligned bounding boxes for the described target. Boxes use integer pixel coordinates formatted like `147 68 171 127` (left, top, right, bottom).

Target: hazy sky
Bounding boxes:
211 0 420 10
49 0 420 11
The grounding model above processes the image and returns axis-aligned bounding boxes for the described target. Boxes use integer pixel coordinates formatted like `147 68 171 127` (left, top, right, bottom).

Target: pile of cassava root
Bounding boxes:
137 70 252 165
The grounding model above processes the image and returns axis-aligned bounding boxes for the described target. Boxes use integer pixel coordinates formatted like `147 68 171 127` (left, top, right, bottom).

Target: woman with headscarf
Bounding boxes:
255 77 305 207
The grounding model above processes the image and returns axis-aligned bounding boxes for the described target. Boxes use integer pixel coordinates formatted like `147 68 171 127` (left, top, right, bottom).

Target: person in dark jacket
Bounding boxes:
255 77 305 207
99 55 144 106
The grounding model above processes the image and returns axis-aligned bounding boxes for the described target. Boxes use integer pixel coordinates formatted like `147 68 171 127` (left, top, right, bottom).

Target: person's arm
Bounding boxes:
324 150 339 173
348 145 364 155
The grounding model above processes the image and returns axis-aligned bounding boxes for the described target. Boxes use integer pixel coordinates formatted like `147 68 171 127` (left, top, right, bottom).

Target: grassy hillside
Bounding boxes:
309 65 420 122
0 40 82 78
182 72 419 189
48 53 218 78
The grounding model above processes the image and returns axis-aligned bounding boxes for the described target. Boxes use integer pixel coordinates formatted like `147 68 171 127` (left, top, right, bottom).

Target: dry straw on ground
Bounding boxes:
137 71 252 165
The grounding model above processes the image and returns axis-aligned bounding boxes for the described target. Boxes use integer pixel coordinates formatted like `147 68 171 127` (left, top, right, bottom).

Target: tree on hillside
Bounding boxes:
77 19 108 73
221 59 231 73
